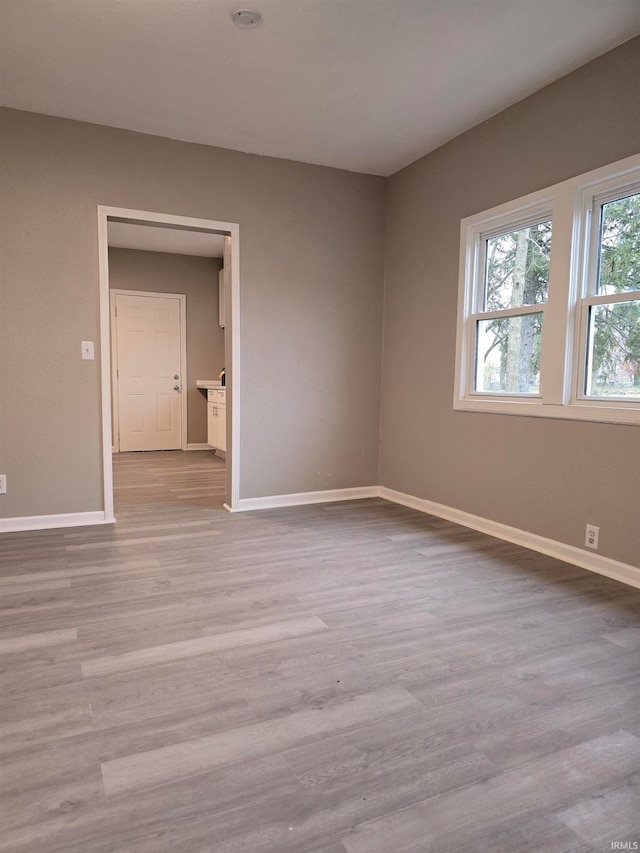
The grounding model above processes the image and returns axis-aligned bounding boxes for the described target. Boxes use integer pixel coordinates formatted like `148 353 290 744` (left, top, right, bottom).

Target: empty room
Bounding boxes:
1 2 639 851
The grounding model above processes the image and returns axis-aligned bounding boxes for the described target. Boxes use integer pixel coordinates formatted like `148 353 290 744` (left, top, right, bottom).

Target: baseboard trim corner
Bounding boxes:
236 485 379 512
379 486 640 590
186 443 212 451
0 511 113 534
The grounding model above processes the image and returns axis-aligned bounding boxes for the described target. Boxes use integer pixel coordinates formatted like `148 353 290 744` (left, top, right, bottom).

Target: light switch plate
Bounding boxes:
81 341 95 360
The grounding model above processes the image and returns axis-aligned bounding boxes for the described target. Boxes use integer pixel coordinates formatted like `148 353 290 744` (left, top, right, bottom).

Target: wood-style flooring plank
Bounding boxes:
82 615 329 677
341 730 640 853
101 686 423 797
0 627 78 654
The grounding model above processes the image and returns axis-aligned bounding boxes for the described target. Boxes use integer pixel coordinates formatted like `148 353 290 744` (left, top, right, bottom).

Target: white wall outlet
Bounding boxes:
585 524 599 550
81 341 95 360
0 475 6 495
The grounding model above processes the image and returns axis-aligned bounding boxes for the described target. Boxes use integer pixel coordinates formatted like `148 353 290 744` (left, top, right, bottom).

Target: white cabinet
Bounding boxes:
218 398 227 452
207 402 218 449
207 388 226 453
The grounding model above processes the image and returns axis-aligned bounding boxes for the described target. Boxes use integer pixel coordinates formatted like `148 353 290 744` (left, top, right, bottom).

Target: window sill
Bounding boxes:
453 396 640 425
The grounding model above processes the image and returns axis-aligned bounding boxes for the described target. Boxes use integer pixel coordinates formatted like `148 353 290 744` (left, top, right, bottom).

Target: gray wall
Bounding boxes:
0 110 386 517
380 37 640 566
108 248 224 445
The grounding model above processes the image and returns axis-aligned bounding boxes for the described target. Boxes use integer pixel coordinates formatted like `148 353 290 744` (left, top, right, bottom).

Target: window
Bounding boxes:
581 191 640 399
474 218 551 395
455 154 640 424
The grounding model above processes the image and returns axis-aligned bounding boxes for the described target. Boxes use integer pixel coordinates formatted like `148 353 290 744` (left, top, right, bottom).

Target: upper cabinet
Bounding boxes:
218 267 226 328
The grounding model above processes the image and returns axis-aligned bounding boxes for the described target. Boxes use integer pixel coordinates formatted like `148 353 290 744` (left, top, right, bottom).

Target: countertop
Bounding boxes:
196 380 223 389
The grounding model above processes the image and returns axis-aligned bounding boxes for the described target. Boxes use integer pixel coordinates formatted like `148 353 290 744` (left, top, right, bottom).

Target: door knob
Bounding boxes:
174 375 179 380
173 385 181 391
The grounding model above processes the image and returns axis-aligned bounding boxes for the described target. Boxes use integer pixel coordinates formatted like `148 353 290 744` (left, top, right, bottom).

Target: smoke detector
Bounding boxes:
232 10 262 28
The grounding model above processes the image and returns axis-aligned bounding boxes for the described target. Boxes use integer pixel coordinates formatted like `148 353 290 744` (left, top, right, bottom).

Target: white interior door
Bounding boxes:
114 292 183 451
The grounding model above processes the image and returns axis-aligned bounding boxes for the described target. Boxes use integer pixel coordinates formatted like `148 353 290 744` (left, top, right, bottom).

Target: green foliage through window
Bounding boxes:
485 221 551 311
588 194 640 396
477 221 551 393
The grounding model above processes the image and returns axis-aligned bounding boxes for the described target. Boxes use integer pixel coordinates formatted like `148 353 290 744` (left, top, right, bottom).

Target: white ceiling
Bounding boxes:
1 0 639 176
108 222 225 257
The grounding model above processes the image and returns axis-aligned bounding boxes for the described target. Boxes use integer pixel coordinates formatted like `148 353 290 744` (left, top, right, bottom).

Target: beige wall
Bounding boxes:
108 248 224 445
380 37 640 566
0 110 386 517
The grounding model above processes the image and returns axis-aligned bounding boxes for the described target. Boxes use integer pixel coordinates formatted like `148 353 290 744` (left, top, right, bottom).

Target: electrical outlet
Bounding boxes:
585 524 599 550
0 475 6 495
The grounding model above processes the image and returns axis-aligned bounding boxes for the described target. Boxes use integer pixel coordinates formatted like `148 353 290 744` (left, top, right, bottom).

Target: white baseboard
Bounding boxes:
3 484 636 591
0 511 113 534
379 486 640 590
114 444 210 452
235 486 379 512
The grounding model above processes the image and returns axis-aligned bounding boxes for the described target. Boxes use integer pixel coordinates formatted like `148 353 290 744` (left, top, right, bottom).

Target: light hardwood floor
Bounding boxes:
1 450 639 852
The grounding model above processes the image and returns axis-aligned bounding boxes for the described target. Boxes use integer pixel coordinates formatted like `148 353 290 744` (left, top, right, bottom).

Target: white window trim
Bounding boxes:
454 153 640 426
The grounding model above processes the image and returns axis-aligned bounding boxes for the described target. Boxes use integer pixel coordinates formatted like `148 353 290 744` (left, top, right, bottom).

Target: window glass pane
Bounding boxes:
475 313 543 394
585 300 640 397
597 193 640 296
484 220 551 311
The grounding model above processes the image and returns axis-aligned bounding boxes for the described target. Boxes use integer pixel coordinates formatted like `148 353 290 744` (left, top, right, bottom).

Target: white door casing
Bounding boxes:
98 206 240 521
222 234 233 500
112 291 185 452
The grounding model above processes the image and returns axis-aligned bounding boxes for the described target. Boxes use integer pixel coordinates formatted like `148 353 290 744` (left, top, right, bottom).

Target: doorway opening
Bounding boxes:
97 207 240 520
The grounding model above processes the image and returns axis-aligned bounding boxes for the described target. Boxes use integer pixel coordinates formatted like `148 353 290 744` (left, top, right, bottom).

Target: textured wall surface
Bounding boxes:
380 37 640 566
0 111 385 516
